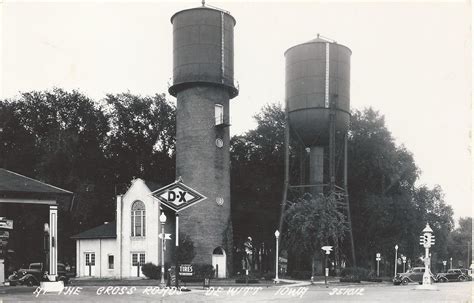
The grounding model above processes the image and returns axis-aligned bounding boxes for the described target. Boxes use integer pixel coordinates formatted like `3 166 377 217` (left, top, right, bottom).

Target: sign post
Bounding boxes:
376 253 381 277
151 180 206 289
321 246 333 288
175 214 179 288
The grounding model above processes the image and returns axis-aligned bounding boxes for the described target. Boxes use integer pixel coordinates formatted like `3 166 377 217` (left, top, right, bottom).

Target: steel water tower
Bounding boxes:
282 35 356 265
168 4 237 276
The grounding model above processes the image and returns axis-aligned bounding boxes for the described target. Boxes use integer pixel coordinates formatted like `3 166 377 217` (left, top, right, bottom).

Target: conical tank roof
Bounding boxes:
306 37 329 43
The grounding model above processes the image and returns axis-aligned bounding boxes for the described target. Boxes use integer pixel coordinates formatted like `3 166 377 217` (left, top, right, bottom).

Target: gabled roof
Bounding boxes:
0 168 72 196
144 180 162 192
71 222 116 239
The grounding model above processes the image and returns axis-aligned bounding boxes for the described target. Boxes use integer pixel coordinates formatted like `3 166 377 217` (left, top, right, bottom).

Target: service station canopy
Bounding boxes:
151 180 206 212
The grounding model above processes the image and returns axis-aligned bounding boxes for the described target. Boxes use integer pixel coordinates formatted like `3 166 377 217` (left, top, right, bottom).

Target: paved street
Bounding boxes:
0 281 472 302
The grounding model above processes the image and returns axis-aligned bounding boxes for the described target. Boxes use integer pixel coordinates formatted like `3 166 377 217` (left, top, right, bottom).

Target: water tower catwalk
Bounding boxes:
281 35 356 266
168 4 238 277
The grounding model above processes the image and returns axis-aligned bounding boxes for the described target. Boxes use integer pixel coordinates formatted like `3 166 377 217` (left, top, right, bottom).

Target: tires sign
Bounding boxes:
180 264 193 276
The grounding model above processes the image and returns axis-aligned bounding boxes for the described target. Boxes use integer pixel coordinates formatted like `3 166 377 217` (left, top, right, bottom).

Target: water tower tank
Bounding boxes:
285 38 351 146
169 7 238 98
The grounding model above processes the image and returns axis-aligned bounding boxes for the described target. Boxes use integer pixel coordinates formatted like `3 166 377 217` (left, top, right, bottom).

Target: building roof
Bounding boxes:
144 180 163 192
0 168 72 195
71 222 116 239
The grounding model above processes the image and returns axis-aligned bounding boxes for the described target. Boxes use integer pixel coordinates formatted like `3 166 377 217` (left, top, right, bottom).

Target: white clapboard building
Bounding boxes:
71 179 174 278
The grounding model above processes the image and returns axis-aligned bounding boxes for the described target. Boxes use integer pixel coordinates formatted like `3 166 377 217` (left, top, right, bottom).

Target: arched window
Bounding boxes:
131 201 146 237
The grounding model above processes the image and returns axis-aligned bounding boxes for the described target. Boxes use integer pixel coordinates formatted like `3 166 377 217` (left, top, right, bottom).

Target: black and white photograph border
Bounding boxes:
0 0 472 302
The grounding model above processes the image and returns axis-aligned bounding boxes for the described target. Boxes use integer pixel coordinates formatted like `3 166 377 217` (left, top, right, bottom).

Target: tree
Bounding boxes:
413 185 454 266
0 88 111 264
230 104 286 248
447 217 472 268
0 100 37 173
0 89 179 267
178 232 196 264
232 105 455 274
284 193 348 277
348 108 422 267
104 92 176 189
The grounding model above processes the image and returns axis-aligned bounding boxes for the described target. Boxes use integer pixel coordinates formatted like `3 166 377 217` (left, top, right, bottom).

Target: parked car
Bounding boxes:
6 270 27 286
436 269 471 282
393 267 437 285
7 263 70 286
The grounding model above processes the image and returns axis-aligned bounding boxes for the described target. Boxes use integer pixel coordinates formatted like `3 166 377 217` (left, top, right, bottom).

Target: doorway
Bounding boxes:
85 252 95 276
131 253 145 277
212 247 226 278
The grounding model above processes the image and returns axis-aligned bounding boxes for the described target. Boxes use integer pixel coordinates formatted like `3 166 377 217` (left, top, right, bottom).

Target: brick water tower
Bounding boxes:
168 4 238 277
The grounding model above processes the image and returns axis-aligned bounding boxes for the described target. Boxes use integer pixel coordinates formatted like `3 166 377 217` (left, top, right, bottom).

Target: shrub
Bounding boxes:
192 263 215 278
141 263 160 280
340 267 369 282
261 272 275 281
291 271 312 280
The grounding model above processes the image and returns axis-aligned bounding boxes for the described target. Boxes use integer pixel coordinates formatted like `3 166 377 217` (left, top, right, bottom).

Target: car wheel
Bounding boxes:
401 278 409 285
26 277 35 287
458 276 466 282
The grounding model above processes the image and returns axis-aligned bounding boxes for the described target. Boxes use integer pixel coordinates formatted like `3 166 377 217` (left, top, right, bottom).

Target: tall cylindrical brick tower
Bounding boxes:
169 6 238 276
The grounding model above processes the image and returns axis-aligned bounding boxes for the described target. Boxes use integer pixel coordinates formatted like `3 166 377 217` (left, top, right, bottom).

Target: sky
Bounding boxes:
1 0 472 221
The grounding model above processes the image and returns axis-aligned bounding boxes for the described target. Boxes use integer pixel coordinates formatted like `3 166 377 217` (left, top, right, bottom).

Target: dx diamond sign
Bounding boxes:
151 180 206 212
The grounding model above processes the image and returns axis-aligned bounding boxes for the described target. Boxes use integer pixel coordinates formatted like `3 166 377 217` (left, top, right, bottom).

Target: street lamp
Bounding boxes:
402 255 407 273
274 230 280 283
376 253 381 277
442 260 447 273
159 212 167 288
394 245 398 277
321 246 333 288
450 257 452 270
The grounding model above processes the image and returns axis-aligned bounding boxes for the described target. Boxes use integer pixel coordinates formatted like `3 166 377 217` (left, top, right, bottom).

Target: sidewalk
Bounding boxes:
70 277 277 288
63 275 392 288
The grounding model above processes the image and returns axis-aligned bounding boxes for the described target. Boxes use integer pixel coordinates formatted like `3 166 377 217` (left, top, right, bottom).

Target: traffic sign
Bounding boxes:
158 233 172 240
151 180 206 212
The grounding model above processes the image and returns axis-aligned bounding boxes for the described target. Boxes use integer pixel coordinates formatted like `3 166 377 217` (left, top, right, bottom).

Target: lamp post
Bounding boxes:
43 223 50 278
402 255 407 273
450 257 452 270
321 246 333 288
376 253 381 277
442 260 447 273
394 245 398 277
159 212 167 288
274 230 280 283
